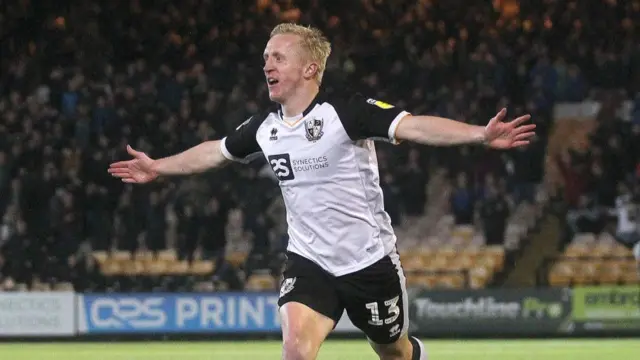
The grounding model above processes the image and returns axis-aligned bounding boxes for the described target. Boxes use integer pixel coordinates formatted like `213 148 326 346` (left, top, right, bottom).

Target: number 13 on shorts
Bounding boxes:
365 296 401 326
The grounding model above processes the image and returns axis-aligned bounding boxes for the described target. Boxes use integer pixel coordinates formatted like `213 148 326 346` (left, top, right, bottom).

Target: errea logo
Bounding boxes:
269 127 278 141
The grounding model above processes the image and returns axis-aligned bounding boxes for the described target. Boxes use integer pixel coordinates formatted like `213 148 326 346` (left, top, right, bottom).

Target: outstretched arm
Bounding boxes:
151 140 228 175
395 115 485 145
109 114 263 184
336 95 534 150
395 108 535 149
108 142 228 183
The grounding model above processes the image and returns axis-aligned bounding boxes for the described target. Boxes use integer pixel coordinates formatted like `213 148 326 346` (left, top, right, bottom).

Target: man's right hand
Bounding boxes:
108 145 158 183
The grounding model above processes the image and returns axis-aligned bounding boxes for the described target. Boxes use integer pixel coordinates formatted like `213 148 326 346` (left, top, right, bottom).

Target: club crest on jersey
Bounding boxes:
280 277 296 297
304 117 324 142
366 98 394 109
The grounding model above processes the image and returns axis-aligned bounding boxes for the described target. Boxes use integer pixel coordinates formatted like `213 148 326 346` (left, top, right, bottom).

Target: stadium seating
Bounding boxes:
390 171 545 289
84 166 544 292
547 233 639 287
92 250 217 277
245 271 278 291
400 245 505 289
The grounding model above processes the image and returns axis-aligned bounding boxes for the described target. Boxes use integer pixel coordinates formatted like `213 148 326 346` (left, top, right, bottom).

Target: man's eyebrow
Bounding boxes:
264 51 285 58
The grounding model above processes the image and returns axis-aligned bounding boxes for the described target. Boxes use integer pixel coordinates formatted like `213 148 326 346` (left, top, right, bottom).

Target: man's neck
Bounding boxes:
280 86 320 118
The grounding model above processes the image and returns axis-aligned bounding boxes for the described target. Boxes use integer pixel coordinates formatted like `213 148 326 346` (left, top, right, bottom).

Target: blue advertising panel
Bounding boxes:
78 293 281 334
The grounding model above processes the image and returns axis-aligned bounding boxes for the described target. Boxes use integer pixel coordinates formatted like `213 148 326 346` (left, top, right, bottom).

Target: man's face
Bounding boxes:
263 34 307 104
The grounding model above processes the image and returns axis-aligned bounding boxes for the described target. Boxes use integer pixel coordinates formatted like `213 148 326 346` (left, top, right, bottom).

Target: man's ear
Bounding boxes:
304 63 319 80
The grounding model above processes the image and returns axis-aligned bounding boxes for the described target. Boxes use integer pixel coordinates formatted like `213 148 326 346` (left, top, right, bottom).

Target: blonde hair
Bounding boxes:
270 23 332 83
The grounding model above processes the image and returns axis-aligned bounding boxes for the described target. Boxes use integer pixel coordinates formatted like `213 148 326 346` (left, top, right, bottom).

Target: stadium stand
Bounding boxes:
1 0 639 294
545 101 640 286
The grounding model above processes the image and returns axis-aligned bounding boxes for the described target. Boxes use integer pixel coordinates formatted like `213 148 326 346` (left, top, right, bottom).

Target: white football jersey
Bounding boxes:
221 90 410 276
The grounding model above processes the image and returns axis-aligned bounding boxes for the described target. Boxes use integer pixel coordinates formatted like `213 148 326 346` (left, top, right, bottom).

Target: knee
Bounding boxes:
282 332 318 360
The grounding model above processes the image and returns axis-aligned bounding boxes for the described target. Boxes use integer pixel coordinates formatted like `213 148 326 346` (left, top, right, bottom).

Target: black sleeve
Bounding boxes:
221 114 264 162
333 92 410 143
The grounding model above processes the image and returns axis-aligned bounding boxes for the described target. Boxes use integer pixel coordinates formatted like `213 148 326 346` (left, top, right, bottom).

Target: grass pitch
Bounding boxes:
0 339 638 359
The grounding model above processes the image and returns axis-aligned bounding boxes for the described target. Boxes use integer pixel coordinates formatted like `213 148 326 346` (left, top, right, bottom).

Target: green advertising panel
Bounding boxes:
572 286 640 331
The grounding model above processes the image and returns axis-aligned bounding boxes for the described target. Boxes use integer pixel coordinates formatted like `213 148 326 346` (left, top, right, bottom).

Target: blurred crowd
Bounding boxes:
1 0 639 291
561 105 640 248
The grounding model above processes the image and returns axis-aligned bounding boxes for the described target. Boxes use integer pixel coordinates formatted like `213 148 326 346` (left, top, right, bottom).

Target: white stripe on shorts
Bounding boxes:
388 250 409 337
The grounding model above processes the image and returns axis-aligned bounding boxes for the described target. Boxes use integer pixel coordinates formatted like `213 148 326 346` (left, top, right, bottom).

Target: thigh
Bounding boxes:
278 252 342 359
339 251 409 345
279 302 336 359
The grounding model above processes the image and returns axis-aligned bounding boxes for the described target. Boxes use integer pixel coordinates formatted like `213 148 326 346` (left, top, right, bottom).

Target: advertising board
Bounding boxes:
409 288 573 335
78 293 358 334
0 292 75 336
572 286 640 332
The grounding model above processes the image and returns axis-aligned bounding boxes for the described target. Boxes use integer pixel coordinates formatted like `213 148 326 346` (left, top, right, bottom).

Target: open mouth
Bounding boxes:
267 78 279 86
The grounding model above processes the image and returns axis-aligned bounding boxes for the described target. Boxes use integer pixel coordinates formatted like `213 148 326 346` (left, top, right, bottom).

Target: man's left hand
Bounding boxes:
483 108 536 149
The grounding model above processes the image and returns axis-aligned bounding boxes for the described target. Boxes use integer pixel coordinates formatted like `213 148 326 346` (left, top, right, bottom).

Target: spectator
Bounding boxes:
613 184 639 248
380 173 402 226
398 148 427 216
556 149 588 208
566 195 607 235
450 173 474 225
588 159 617 207
563 65 588 102
479 183 510 246
144 191 167 251
200 197 229 262
177 204 199 262
0 151 8 193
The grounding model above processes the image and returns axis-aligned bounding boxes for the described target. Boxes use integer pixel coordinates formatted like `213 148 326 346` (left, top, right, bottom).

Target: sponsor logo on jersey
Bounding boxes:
267 154 295 181
291 156 329 172
267 154 330 180
304 117 324 141
269 127 278 141
366 98 395 109
280 278 296 297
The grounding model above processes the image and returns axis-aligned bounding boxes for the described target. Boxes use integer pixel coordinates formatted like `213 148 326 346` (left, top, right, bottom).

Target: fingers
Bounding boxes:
509 114 532 127
515 123 536 132
514 132 536 141
488 108 507 125
107 167 131 176
127 145 142 158
511 140 530 147
110 145 140 168
513 124 537 135
109 169 139 183
109 160 133 169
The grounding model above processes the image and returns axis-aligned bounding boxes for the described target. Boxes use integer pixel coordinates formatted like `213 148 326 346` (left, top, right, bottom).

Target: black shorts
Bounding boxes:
278 251 408 344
